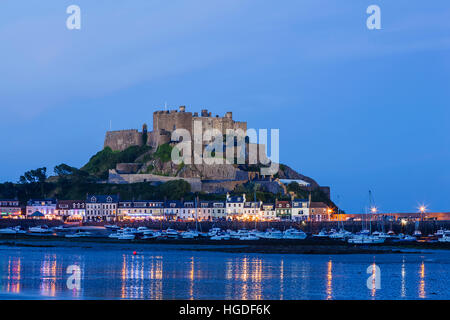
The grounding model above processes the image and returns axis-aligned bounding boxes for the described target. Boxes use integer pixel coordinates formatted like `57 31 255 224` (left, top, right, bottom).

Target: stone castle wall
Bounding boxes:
104 129 143 151
104 106 249 152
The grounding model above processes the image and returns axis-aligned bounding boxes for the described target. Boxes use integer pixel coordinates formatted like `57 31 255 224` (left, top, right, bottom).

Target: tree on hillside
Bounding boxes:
19 167 47 184
54 164 78 177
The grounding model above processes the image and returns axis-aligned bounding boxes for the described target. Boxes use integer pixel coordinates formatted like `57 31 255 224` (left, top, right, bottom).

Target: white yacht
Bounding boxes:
53 225 70 232
105 224 121 231
164 228 179 238
136 227 150 234
262 229 283 239
239 235 260 240
0 227 17 234
28 225 52 233
313 229 329 238
401 234 417 242
283 228 307 240
108 231 122 239
328 229 352 240
117 233 135 240
230 229 249 239
413 230 422 237
210 233 231 240
142 231 162 239
348 235 385 244
65 231 92 238
371 231 391 239
208 228 222 237
437 230 450 242
181 230 200 239
122 227 138 234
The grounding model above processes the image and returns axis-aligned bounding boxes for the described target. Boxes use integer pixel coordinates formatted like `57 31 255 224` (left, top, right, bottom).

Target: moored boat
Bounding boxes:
117 233 135 240
28 225 52 234
283 228 307 240
65 231 92 238
0 227 17 235
105 224 121 231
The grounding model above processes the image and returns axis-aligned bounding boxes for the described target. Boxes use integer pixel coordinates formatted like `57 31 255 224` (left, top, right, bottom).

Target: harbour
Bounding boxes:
0 243 448 300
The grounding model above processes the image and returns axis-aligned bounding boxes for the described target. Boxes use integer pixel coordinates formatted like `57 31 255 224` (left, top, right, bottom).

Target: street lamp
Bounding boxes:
419 205 426 222
327 208 333 221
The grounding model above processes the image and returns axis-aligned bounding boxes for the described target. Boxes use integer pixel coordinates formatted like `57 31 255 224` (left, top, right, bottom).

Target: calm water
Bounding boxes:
0 245 449 300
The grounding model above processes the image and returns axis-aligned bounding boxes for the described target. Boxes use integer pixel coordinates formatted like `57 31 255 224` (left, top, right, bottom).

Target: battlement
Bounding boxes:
104 105 247 151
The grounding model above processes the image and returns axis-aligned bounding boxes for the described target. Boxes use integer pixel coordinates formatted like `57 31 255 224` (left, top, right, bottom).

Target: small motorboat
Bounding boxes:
313 229 329 238
210 233 231 240
208 228 222 237
164 228 179 238
65 231 92 238
14 226 27 234
328 229 352 240
28 225 52 233
105 224 121 231
53 225 70 232
0 227 17 235
230 229 249 239
263 229 283 240
348 235 385 244
117 233 135 240
413 230 422 237
283 228 307 240
438 233 450 242
142 231 162 239
181 230 199 239
136 227 150 234
239 235 259 241
108 233 121 239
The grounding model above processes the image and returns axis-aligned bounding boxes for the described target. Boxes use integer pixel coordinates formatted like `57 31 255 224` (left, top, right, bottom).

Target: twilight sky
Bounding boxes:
0 0 449 213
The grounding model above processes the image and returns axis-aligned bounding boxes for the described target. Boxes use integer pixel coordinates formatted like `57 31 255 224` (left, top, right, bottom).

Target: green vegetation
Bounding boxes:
0 170 191 203
153 143 173 163
81 145 151 179
144 165 154 174
175 162 185 176
19 167 47 184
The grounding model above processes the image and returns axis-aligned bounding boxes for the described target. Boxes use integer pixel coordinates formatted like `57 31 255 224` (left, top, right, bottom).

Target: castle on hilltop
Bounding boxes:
104 106 248 152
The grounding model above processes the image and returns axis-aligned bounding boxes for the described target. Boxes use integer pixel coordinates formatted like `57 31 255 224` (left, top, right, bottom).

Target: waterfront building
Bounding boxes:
243 201 261 220
85 195 119 222
211 201 227 220
309 202 329 221
164 200 183 220
197 201 213 221
260 203 277 220
291 199 309 221
55 200 85 221
178 200 196 221
118 200 164 220
226 193 246 219
26 199 57 219
0 199 23 218
194 201 227 221
275 200 292 220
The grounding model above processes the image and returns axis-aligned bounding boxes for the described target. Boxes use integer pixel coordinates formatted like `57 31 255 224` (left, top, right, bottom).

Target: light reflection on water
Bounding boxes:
419 261 426 299
326 260 332 300
0 246 448 300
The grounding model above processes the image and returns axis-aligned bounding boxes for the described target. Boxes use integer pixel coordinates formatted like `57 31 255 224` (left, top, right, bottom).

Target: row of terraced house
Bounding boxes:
0 194 331 222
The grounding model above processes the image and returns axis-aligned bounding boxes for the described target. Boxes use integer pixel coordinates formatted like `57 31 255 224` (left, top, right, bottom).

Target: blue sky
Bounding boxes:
0 0 449 213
